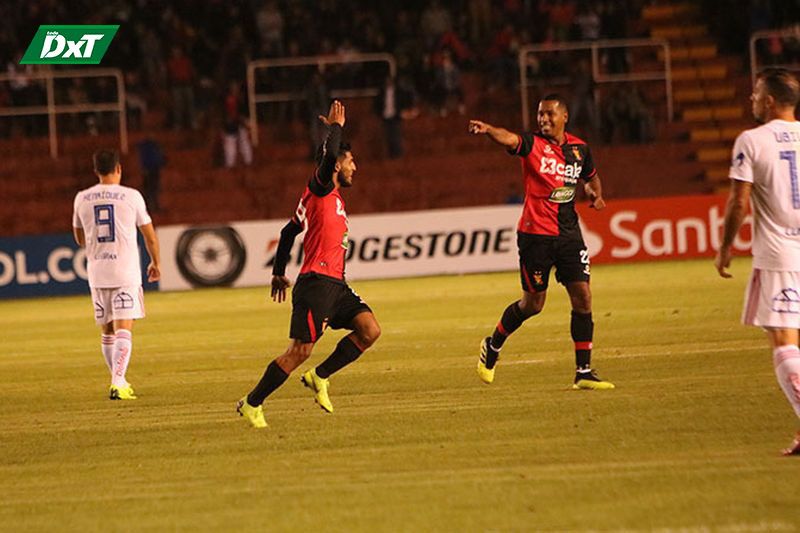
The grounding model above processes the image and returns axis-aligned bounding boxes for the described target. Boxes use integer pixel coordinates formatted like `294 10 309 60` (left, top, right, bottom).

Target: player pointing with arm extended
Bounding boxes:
237 101 381 428
715 69 800 455
72 149 161 400
468 94 613 390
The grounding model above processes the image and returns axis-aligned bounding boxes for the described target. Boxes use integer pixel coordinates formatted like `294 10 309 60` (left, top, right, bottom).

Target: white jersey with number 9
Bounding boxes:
73 183 152 288
729 119 800 270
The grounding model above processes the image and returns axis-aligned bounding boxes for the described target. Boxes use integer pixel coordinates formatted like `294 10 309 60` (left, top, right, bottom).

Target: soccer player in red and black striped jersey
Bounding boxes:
469 94 614 390
237 101 381 428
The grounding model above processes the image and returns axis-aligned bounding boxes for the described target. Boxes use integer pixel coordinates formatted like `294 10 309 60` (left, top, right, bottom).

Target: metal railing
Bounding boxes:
0 67 127 158
518 38 672 130
749 27 800 87
246 53 396 146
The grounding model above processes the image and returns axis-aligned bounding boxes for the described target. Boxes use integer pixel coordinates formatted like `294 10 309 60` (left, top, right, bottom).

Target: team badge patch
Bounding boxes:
572 146 582 161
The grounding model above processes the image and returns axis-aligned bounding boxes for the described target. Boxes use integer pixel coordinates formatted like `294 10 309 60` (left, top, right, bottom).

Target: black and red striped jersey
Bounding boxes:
292 183 349 281
509 131 597 240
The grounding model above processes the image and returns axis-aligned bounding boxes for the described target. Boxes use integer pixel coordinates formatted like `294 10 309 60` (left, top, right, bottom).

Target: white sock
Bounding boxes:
101 334 115 373
111 329 133 388
773 345 800 418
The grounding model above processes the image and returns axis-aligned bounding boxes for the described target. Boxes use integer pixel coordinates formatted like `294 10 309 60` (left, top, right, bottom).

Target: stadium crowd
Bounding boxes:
0 0 796 148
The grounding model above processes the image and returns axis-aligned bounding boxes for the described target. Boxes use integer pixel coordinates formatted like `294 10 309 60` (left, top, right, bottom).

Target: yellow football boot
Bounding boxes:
236 397 268 428
477 337 499 384
301 369 333 413
109 384 137 400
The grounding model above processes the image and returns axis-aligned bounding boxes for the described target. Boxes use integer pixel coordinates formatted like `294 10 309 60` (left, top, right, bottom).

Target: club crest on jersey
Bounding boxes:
572 146 582 161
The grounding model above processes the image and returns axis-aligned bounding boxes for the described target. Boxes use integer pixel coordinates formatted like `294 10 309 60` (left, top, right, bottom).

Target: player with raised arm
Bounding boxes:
715 68 800 456
72 149 161 400
237 100 381 428
468 94 614 390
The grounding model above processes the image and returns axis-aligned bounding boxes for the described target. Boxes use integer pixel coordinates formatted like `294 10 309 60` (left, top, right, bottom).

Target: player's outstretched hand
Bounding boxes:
318 100 345 128
147 262 160 282
468 120 490 135
714 248 733 278
271 275 292 303
590 196 606 210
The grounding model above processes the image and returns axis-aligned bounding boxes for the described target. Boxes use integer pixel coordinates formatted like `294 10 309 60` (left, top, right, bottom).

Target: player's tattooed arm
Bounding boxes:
715 179 752 278
315 100 346 185
468 120 519 150
584 175 605 210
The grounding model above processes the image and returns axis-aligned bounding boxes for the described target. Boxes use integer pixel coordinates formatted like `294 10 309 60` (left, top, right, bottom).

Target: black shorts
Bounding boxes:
289 274 372 343
517 232 590 292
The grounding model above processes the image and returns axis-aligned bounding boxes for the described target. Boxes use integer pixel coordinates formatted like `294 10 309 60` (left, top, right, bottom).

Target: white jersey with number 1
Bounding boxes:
729 119 800 271
72 183 152 288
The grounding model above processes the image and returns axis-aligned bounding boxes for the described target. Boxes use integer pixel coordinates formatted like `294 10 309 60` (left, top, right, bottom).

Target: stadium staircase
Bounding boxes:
641 1 755 192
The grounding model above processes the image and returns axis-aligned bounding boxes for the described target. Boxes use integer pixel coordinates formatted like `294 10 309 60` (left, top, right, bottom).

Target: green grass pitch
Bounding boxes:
1 258 798 531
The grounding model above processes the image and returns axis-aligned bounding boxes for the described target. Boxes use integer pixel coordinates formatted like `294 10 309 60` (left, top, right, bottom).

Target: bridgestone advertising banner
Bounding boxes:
157 195 753 292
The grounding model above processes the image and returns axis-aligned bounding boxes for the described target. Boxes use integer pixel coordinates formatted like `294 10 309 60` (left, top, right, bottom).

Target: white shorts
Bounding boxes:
742 269 800 329
90 285 145 326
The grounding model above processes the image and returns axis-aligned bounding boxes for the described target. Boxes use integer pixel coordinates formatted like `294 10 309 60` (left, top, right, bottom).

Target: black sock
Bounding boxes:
571 311 594 370
315 336 364 379
247 360 289 406
490 300 536 350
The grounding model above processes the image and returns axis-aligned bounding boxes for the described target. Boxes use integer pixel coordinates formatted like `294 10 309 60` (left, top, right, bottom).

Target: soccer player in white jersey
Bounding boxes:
715 69 800 456
72 149 161 400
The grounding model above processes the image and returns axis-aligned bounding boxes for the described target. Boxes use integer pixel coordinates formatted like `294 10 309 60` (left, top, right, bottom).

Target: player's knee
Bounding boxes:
519 294 545 316
356 322 381 348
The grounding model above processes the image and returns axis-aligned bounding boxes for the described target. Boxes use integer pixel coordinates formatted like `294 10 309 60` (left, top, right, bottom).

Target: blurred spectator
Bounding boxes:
600 1 629 73
374 74 417 159
257 0 284 58
548 0 577 41
601 84 655 144
222 81 253 168
468 0 492 45
125 72 148 131
505 183 524 204
137 136 166 212
421 0 453 48
487 22 519 91
134 24 164 91
575 3 601 41
432 49 465 117
166 46 196 129
569 58 599 137
304 68 330 159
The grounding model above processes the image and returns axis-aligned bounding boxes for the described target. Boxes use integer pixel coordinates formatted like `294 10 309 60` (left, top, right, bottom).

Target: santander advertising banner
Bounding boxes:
576 194 751 263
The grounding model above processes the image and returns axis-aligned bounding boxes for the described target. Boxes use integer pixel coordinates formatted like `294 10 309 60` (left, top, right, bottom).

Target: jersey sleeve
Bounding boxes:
580 145 597 181
309 124 342 196
134 191 153 226
72 194 82 228
508 132 534 157
729 131 755 183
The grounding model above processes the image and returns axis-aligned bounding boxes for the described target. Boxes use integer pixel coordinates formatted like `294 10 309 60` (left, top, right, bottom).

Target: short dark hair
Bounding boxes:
540 93 569 113
93 149 119 175
315 140 352 165
758 68 800 107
